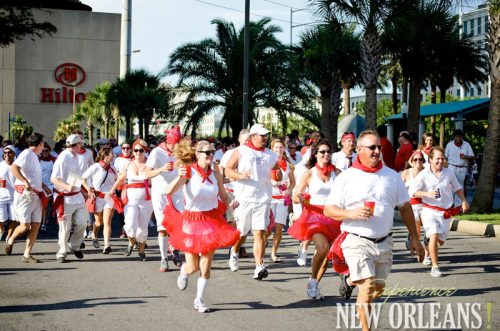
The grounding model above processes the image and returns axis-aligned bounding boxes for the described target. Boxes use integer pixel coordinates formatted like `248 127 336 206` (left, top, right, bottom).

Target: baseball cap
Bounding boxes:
66 134 82 145
249 123 270 135
3 145 15 152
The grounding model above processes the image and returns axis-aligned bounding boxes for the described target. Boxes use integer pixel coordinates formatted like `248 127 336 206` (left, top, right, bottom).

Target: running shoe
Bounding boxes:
270 254 281 263
423 256 432 266
297 250 307 267
102 246 112 254
177 272 189 290
21 255 39 263
228 253 239 271
40 225 47 232
430 266 443 277
139 252 147 262
194 298 209 313
159 259 169 272
80 242 85 249
172 250 183 267
124 244 133 256
253 264 268 280
339 274 355 301
307 280 325 300
92 238 100 249
73 250 84 259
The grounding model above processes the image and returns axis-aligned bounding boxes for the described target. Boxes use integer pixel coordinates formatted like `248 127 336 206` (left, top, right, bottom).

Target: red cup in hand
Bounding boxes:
180 165 191 179
364 201 375 216
0 179 5 188
167 161 174 170
460 153 465 159
300 193 311 206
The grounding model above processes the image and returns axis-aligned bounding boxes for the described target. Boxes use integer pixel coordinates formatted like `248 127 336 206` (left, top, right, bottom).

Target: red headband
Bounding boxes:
164 125 182 144
410 150 423 161
341 133 356 141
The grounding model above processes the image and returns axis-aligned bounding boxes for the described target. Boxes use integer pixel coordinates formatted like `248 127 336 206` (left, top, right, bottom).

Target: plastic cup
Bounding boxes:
460 153 465 159
0 179 5 188
167 161 174 170
364 201 375 216
180 165 191 179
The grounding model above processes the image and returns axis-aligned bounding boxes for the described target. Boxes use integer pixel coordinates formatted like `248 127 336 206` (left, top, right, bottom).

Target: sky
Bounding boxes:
83 0 317 83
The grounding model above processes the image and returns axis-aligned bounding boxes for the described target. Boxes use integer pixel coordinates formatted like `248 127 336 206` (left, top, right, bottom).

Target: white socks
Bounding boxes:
158 234 169 259
196 277 208 300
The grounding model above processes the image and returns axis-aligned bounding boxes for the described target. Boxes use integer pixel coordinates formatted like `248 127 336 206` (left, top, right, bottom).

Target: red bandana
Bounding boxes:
315 163 335 177
352 156 383 173
99 161 116 174
277 157 287 171
78 148 86 155
192 163 213 183
40 155 57 162
423 146 432 155
246 140 265 151
118 153 131 159
159 142 173 156
164 125 182 144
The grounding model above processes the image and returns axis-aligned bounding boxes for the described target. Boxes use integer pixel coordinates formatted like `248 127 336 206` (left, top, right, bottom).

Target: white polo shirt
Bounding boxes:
13 148 43 192
77 149 94 173
408 167 462 209
326 166 409 238
331 150 357 172
444 141 474 169
51 149 85 205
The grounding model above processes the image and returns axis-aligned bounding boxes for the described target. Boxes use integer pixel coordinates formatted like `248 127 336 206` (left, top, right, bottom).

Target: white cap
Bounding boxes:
66 134 82 145
249 123 270 135
3 145 15 152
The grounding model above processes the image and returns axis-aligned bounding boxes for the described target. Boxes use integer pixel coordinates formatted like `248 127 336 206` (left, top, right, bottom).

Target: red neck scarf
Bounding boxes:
192 163 213 183
40 155 56 162
99 161 115 174
352 156 383 173
79 148 86 155
246 140 265 152
277 157 287 171
118 153 131 159
315 163 335 177
159 142 173 156
423 146 432 155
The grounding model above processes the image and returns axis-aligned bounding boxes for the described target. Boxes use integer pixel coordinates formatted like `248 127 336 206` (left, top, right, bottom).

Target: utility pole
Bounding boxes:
120 0 132 78
242 0 250 129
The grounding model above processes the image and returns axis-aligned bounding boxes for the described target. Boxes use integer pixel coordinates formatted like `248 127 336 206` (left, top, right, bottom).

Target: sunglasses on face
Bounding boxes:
4 151 14 155
413 158 424 162
134 149 145 153
122 147 130 150
361 145 382 151
43 149 49 153
198 150 215 155
318 150 331 155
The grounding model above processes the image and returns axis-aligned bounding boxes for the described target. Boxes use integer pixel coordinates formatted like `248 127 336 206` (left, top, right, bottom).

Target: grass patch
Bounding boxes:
455 210 500 224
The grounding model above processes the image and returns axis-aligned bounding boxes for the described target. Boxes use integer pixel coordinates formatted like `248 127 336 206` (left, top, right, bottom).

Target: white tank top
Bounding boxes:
125 162 149 201
184 167 218 212
309 167 335 206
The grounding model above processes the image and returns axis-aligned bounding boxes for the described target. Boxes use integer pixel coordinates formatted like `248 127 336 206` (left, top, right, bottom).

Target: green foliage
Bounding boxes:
53 117 80 142
0 6 56 47
352 99 393 127
7 115 32 142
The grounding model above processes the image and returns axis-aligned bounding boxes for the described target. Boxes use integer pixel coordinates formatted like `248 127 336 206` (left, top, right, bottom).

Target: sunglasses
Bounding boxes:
413 158 424 162
4 151 14 155
134 149 145 153
198 150 215 155
122 146 131 150
42 149 49 153
318 150 331 154
361 145 382 151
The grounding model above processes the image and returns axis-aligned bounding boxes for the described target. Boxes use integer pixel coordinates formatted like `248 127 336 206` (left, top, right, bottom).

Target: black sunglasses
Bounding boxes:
318 150 331 154
361 145 382 151
134 149 145 153
198 150 215 155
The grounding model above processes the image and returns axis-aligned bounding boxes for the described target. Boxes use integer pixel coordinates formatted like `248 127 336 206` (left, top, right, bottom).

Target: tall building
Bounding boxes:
0 1 120 142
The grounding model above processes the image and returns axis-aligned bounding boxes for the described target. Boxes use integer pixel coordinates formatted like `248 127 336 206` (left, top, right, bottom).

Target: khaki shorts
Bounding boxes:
421 207 451 242
13 191 42 224
235 201 271 236
341 233 393 283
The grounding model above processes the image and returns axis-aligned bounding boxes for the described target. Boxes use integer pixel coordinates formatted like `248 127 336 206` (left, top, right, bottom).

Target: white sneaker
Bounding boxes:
194 298 209 313
87 231 93 239
430 266 443 277
253 264 268 280
228 253 239 271
306 280 324 300
297 250 307 267
423 256 432 266
177 273 189 290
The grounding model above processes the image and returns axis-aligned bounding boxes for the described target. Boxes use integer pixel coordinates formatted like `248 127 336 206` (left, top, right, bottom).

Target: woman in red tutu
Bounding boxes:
289 139 341 300
163 139 240 313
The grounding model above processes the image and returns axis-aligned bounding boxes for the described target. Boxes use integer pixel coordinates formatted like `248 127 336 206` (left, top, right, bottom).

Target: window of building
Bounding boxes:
463 20 468 35
470 87 475 96
485 18 489 33
470 19 474 36
477 17 482 34
456 89 460 96
478 86 482 96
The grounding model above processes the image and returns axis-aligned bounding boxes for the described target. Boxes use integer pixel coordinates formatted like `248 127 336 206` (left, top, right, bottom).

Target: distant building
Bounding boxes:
198 111 223 137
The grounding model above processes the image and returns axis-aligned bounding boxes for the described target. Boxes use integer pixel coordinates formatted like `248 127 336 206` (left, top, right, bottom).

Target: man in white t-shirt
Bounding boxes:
324 130 424 331
51 134 93 263
331 132 357 171
225 123 281 280
5 133 45 263
444 129 474 205
145 126 183 272
0 145 17 241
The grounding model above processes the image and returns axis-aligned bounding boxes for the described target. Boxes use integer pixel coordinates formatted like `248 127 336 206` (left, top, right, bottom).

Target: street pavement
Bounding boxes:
0 221 499 331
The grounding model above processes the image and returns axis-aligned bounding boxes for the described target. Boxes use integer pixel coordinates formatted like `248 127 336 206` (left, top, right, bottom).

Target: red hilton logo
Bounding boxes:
40 63 87 104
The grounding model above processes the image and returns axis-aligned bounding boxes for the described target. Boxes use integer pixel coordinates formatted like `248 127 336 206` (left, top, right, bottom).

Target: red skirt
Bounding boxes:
162 197 240 255
288 204 341 243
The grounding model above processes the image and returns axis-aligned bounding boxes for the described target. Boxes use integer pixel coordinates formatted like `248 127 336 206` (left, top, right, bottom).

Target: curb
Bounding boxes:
394 211 500 239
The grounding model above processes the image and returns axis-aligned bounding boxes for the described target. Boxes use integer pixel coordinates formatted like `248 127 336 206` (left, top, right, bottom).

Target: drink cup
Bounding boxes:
180 165 191 179
460 153 465 159
168 161 174 170
364 201 375 216
434 188 441 199
300 193 311 206
0 179 5 188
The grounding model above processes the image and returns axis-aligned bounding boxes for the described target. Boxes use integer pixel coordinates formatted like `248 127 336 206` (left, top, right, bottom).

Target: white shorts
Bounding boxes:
0 202 15 222
411 204 423 222
13 191 42 224
341 233 393 283
95 196 114 213
235 201 271 236
271 199 288 226
421 207 451 242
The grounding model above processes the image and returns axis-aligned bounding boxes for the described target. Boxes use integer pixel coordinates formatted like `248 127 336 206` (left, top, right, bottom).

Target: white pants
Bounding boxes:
152 192 183 231
57 203 88 258
452 167 467 206
124 200 153 243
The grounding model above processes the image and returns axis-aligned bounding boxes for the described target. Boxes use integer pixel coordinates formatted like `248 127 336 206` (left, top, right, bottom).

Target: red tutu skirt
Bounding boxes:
288 204 341 243
162 196 240 255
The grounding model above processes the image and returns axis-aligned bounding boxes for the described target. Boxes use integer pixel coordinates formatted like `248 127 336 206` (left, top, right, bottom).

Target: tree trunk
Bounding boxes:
360 27 382 130
407 80 422 135
342 82 350 115
329 79 342 152
431 83 437 104
402 76 408 106
365 86 377 130
125 116 131 140
320 88 332 137
138 117 144 139
439 115 445 148
391 75 398 114
144 118 150 138
88 123 94 147
430 116 436 136
103 117 109 139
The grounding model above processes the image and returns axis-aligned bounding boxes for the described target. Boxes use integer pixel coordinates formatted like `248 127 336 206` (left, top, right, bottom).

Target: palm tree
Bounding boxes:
297 23 360 147
164 18 317 138
471 0 500 213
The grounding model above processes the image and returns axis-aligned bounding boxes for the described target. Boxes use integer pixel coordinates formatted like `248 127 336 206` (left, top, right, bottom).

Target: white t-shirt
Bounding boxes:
214 149 224 164
220 148 237 192
326 166 409 238
82 163 118 193
331 150 357 172
444 141 474 168
114 156 131 174
51 149 85 205
145 146 178 195
235 145 278 203
408 167 461 209
13 148 43 192
0 161 15 203
288 152 302 166
184 167 218 211
77 149 94 173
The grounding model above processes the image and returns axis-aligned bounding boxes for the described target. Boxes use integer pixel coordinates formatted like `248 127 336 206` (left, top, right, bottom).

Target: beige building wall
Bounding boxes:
0 8 120 142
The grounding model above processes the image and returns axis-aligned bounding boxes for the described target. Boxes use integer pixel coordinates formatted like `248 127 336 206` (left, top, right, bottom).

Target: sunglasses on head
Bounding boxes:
198 150 215 155
318 150 331 155
361 145 382 151
134 149 145 153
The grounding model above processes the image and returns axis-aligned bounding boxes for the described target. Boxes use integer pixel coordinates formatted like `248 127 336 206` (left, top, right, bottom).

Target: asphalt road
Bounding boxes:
0 220 499 331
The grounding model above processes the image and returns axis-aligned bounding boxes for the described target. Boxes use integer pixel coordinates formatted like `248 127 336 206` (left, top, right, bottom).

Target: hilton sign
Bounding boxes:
40 63 87 104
